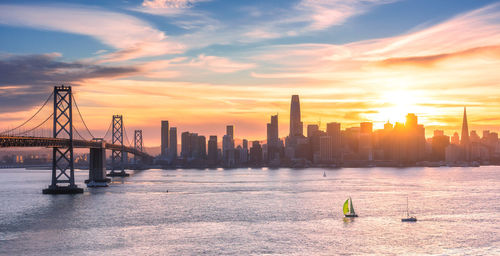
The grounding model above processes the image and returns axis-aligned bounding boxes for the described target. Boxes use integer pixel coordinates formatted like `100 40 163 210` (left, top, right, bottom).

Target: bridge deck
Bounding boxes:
0 136 152 159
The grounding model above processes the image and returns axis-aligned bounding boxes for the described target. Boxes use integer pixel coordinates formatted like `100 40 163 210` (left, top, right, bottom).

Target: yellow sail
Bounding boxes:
343 199 349 215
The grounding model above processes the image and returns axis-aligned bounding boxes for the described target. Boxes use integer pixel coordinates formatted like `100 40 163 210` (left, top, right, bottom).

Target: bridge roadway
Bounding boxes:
0 135 152 159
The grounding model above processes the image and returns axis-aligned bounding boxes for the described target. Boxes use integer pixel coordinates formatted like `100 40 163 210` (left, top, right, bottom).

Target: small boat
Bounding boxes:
343 197 358 217
323 171 326 177
401 197 417 222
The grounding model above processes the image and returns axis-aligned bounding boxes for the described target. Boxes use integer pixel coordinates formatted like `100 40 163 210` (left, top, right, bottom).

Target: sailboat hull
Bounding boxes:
344 214 358 218
401 217 417 222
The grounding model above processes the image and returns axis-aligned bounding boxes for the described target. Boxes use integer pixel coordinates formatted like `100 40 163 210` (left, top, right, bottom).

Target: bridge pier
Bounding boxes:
85 142 110 187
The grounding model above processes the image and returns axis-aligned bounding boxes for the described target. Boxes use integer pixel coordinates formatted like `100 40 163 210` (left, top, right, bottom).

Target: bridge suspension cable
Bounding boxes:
102 120 112 141
72 95 95 139
16 113 53 137
73 127 87 141
123 124 133 148
0 91 53 135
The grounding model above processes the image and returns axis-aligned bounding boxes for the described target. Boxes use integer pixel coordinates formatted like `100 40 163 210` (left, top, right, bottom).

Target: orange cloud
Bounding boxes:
376 45 500 68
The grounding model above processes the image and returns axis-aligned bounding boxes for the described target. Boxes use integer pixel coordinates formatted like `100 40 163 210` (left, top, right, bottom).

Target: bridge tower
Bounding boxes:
43 85 84 194
108 115 129 177
134 130 143 164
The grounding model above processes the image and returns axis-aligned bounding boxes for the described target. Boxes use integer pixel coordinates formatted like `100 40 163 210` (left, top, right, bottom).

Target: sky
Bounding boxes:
0 0 499 146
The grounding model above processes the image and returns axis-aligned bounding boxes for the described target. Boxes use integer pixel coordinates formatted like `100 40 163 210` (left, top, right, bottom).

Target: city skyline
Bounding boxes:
1 0 500 146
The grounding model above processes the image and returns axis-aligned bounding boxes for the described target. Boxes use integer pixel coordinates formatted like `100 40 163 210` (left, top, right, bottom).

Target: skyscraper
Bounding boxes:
326 122 341 162
208 136 218 166
461 107 469 146
226 125 234 138
223 125 235 166
267 114 279 161
289 95 303 137
198 136 207 158
181 131 190 158
161 120 169 157
461 106 470 161
169 127 177 161
267 115 278 143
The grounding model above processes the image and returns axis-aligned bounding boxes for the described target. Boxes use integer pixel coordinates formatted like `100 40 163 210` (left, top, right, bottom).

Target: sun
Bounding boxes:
369 90 420 125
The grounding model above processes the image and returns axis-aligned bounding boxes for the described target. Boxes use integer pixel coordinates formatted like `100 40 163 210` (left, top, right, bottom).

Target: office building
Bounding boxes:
161 120 169 157
169 127 177 161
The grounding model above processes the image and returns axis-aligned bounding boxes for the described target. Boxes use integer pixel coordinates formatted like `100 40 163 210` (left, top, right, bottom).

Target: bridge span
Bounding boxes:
0 85 153 194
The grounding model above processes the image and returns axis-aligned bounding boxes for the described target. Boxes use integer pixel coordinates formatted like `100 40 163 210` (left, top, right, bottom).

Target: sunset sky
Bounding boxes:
1 0 500 146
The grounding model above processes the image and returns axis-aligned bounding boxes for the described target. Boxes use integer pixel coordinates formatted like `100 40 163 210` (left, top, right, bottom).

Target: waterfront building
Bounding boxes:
208 135 218 166
326 122 341 162
267 114 281 162
319 136 333 163
169 127 177 162
290 95 303 137
161 120 169 157
249 141 263 165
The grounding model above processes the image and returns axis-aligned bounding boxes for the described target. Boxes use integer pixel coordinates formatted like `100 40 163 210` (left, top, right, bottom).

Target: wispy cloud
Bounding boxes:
376 45 500 68
135 0 398 49
0 4 184 62
295 0 398 31
187 54 256 73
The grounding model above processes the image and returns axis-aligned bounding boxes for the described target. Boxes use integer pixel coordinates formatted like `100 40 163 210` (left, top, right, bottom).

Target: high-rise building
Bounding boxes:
460 107 471 161
249 141 263 165
189 133 199 158
226 125 234 139
267 115 278 142
161 120 169 157
181 131 190 158
181 131 205 160
289 95 303 137
326 122 341 162
208 136 218 166
461 107 469 146
242 139 248 150
359 122 373 161
406 113 418 129
307 124 319 138
319 136 333 163
198 135 207 158
222 126 235 167
267 114 280 162
169 127 177 161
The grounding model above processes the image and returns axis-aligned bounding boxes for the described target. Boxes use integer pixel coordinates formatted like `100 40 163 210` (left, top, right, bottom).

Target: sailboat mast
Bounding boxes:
350 197 355 214
406 196 409 217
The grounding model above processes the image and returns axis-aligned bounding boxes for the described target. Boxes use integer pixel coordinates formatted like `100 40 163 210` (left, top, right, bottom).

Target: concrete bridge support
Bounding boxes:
85 143 110 187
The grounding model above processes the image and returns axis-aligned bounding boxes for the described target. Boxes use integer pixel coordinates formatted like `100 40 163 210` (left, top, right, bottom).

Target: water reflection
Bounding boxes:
0 167 499 255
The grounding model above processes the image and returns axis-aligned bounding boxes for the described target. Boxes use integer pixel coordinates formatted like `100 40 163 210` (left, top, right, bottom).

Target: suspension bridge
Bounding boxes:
0 85 153 194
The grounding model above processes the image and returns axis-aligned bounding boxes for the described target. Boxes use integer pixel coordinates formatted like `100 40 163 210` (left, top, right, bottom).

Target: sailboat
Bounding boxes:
323 171 326 177
401 197 417 222
343 197 358 217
